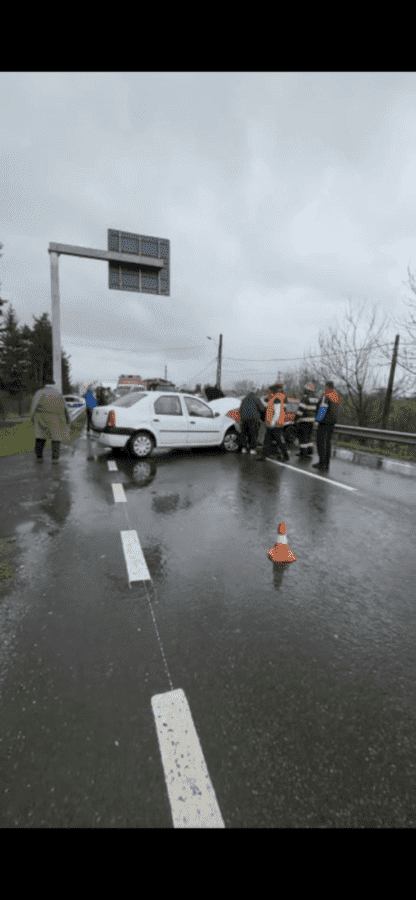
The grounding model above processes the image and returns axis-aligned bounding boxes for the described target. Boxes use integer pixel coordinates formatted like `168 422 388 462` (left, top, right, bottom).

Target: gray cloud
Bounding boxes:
1 72 415 391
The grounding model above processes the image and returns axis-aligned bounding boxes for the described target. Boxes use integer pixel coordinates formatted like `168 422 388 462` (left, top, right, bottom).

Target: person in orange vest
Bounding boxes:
312 380 342 471
257 383 289 461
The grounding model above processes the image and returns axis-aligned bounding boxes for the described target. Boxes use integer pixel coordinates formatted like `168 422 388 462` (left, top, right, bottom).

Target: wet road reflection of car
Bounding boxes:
91 390 240 459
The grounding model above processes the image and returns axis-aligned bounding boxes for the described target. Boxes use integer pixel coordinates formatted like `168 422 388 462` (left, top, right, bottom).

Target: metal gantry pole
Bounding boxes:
50 251 62 394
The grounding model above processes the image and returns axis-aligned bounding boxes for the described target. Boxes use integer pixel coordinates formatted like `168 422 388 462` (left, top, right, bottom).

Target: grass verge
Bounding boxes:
0 412 87 457
336 439 416 464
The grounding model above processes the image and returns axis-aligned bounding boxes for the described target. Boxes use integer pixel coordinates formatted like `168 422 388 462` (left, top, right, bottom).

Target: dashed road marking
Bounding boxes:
266 458 358 491
120 530 151 584
151 689 225 828
112 483 127 503
107 460 118 471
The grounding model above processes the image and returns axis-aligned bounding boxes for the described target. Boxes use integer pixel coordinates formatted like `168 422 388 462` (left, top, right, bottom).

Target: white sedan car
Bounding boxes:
206 396 244 433
90 390 240 458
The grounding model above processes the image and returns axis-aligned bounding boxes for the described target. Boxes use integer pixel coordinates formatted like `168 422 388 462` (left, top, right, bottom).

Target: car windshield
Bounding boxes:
109 392 149 407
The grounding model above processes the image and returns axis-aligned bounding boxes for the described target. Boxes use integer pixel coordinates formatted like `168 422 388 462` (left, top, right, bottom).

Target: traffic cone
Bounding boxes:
267 522 297 565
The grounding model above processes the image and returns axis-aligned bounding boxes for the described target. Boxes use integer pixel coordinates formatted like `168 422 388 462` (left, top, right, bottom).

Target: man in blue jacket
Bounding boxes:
83 387 98 434
312 380 341 471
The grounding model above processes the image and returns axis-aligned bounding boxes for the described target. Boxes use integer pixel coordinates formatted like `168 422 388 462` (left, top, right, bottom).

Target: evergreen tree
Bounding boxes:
26 312 75 394
0 241 9 342
0 304 27 397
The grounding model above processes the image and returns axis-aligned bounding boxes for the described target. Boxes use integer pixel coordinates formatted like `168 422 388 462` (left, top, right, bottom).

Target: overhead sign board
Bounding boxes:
108 229 170 296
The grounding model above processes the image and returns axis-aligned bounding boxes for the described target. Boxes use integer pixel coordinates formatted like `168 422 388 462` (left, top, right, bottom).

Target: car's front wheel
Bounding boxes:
127 431 155 459
222 428 239 452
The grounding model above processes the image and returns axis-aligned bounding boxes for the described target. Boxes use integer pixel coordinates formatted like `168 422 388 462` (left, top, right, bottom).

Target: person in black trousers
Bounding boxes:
239 390 266 454
83 388 98 434
312 380 340 471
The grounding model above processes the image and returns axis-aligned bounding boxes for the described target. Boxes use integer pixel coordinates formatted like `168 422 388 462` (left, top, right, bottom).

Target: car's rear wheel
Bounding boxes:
127 431 155 459
222 428 239 452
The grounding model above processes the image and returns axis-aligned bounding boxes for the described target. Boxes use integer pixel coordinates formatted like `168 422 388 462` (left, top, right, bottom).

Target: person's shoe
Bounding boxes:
283 455 290 462
312 463 322 469
241 448 247 454
250 449 257 455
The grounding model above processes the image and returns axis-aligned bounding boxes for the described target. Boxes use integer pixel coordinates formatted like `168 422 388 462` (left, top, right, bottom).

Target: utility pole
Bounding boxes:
164 365 167 380
381 334 400 430
216 334 222 390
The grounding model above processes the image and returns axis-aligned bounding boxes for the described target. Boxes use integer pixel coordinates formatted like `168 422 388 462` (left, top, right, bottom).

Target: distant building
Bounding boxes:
141 377 176 391
116 375 145 392
115 375 177 393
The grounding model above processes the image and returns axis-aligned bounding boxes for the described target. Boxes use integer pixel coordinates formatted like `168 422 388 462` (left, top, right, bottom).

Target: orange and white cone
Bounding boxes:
267 522 297 565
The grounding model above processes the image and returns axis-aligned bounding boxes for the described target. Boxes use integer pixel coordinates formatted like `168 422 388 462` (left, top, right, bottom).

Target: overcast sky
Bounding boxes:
1 72 415 393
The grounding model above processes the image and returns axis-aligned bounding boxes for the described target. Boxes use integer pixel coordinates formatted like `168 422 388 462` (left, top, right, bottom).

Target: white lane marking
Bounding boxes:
266 458 358 491
151 689 225 829
120 530 151 583
112 483 127 503
107 460 118 471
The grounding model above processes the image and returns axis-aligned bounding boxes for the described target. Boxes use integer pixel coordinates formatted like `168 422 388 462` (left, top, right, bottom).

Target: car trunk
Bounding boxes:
92 407 111 428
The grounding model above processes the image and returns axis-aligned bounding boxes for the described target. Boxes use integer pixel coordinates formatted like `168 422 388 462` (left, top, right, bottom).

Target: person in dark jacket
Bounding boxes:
83 387 98 434
240 390 266 454
294 382 319 458
96 386 107 406
312 380 342 471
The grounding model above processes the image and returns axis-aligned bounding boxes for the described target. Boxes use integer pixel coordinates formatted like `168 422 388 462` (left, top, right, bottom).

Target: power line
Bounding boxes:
220 340 415 363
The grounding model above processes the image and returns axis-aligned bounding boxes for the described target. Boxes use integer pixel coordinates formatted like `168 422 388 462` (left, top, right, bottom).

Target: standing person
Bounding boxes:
294 383 319 458
96 386 107 406
312 380 342 472
257 383 289 461
239 388 266 454
30 379 71 463
83 386 98 434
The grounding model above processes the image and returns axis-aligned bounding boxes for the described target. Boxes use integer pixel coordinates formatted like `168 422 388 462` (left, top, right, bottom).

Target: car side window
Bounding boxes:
184 397 214 418
154 395 183 416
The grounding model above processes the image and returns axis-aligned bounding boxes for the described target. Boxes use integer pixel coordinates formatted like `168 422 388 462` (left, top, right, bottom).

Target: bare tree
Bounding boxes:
232 379 257 395
299 298 404 428
380 264 416 390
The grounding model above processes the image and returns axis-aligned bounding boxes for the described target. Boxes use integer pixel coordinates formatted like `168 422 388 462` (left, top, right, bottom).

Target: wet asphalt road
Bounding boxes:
0 428 415 827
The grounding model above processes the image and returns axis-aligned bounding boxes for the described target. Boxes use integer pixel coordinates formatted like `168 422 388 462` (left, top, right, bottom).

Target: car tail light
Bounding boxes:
227 409 241 424
107 410 116 428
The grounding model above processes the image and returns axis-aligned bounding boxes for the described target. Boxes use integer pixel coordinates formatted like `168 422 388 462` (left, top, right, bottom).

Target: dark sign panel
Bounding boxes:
108 229 170 295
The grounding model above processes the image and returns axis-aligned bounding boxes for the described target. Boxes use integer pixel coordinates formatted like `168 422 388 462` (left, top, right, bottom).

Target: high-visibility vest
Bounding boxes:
294 396 318 425
266 394 285 427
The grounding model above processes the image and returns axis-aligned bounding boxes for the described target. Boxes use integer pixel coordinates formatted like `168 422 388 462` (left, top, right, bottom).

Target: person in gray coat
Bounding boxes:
30 380 71 462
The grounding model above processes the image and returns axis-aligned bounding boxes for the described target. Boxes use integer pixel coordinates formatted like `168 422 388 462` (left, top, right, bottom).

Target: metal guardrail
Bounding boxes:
311 422 416 447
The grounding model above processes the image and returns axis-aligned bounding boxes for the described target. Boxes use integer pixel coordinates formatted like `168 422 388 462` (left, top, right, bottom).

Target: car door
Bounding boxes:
183 396 222 445
151 394 188 446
